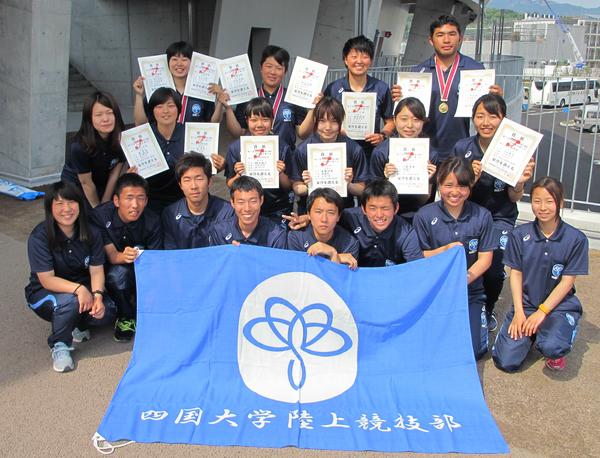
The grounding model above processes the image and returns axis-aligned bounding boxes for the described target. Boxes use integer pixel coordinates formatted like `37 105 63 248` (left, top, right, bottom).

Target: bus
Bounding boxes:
527 78 599 107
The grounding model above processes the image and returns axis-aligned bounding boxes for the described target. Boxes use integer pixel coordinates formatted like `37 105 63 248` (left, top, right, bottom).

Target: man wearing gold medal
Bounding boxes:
392 15 503 160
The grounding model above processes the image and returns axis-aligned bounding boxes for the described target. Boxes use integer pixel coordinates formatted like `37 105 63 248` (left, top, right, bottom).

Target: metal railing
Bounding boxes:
323 59 600 212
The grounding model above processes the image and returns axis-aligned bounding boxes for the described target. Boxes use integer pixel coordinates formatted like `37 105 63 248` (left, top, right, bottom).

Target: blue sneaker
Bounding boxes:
51 342 74 372
72 327 90 343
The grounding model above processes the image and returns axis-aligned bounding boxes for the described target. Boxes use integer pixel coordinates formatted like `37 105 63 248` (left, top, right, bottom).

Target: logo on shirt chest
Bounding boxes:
499 234 508 250
105 221 111 228
303 241 310 249
551 263 564 280
282 108 292 122
468 238 479 253
191 103 202 116
465 151 472 158
226 233 233 241
175 213 182 220
353 227 362 234
523 233 531 242
493 179 506 192
430 217 438 225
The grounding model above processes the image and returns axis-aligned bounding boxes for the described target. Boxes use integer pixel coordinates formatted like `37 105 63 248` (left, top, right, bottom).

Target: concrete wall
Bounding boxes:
377 0 410 57
210 0 320 74
70 0 189 108
0 0 71 185
310 0 355 68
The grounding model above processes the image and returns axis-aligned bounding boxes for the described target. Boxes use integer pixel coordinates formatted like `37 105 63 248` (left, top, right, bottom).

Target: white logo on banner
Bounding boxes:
238 272 358 403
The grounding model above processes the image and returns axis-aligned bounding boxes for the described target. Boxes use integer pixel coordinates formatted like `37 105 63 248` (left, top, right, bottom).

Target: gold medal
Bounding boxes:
438 102 448 113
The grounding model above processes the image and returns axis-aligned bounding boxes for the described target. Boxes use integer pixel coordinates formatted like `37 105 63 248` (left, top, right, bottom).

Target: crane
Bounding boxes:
542 0 585 68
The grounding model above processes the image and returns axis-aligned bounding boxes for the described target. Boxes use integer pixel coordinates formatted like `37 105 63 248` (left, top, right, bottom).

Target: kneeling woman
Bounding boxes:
492 177 588 372
413 158 496 360
25 182 115 372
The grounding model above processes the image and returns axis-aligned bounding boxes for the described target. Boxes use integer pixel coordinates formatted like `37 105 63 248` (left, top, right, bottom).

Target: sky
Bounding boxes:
551 0 600 7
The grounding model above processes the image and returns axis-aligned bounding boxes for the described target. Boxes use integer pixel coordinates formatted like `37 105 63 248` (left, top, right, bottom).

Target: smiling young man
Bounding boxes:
219 45 308 150
340 179 423 267
392 15 503 160
91 173 162 341
208 176 287 248
162 153 233 250
288 188 359 269
322 35 395 161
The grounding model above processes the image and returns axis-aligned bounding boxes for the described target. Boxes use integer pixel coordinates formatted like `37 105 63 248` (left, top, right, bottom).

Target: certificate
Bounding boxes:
342 92 376 140
184 123 220 172
217 54 257 106
120 124 169 179
240 135 279 189
396 72 432 116
388 138 430 195
284 56 328 108
184 52 221 102
138 54 176 101
307 143 347 198
480 118 543 187
455 69 496 117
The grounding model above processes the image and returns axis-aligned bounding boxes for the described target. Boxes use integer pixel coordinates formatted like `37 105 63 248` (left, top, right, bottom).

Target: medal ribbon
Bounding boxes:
434 54 460 102
178 94 188 124
259 84 284 119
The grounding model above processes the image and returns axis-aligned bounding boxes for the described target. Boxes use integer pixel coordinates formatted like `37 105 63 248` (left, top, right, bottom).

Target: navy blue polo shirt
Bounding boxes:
324 75 393 159
412 200 496 295
370 137 440 216
452 135 518 226
144 93 215 124
209 216 287 249
225 138 294 216
291 133 370 208
147 123 185 209
61 138 125 202
287 224 359 259
412 53 485 159
91 202 162 252
234 86 306 150
161 195 234 249
504 220 588 312
26 222 106 297
340 207 423 267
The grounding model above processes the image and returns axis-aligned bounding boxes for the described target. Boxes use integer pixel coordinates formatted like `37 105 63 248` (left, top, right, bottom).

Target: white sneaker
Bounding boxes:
72 327 91 343
51 342 74 372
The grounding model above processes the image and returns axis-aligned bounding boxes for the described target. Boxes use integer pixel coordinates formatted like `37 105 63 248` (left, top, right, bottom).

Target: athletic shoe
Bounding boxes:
545 356 566 371
72 327 91 343
51 342 74 373
487 312 498 332
114 318 136 342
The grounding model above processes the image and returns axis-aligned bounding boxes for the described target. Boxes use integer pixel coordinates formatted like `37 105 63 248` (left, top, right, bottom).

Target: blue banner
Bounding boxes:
97 245 508 453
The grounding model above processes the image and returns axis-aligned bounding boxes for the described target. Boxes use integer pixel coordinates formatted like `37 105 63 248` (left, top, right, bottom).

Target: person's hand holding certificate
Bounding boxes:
120 124 169 179
396 72 432 116
480 118 543 187
307 143 347 197
455 69 496 117
284 57 328 108
240 136 279 189
138 55 176 101
342 92 376 140
388 138 430 195
184 52 221 102
184 123 220 172
217 54 257 106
